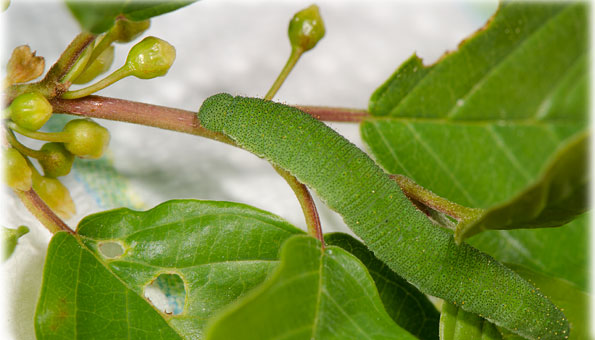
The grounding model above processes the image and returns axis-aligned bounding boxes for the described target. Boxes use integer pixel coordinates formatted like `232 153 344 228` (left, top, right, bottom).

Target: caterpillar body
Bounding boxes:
198 93 568 340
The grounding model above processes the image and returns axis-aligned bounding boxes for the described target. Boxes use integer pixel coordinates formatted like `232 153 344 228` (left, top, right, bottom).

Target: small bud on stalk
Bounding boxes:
38 142 75 178
32 174 76 220
2 226 29 262
8 92 53 131
4 148 33 191
61 36 175 99
288 5 325 52
62 119 110 159
124 36 176 79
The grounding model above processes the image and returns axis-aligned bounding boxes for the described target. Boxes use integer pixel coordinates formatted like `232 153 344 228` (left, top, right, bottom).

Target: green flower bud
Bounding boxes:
33 175 76 219
125 36 176 79
1 0 10 12
112 18 151 43
288 5 325 52
38 142 75 178
2 226 29 262
8 92 53 131
62 118 110 159
4 148 32 191
73 45 115 84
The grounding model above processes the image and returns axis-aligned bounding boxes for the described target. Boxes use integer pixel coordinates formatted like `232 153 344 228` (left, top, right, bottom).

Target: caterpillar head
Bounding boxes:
198 93 234 133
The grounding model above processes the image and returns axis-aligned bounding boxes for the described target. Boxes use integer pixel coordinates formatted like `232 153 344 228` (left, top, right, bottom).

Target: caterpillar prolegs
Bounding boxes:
198 93 568 340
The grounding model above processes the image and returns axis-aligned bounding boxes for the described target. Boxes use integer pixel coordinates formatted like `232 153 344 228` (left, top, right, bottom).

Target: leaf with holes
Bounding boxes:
439 302 502 340
325 232 440 340
34 200 304 339
65 0 197 33
362 2 588 240
205 235 418 340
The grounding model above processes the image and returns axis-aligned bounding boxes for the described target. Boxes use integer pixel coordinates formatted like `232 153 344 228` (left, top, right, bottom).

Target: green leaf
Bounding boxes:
1 225 29 261
35 232 183 339
455 131 588 241
468 213 589 291
439 303 502 340
65 1 197 34
325 232 440 340
35 199 303 339
499 264 589 340
205 235 417 340
362 2 588 236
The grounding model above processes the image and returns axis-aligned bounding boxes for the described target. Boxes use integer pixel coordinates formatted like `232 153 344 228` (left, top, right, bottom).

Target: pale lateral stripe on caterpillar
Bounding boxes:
198 93 568 340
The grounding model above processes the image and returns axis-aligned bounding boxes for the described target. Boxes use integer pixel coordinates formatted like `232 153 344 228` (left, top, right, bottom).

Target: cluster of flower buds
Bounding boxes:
62 18 175 99
4 113 109 218
3 17 176 221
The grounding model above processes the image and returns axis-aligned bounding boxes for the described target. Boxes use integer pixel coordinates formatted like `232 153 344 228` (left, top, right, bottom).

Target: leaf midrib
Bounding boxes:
78 212 297 241
363 116 584 125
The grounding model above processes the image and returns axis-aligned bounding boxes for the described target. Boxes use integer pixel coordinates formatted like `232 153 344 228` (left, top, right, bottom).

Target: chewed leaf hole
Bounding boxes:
98 241 124 258
144 273 186 315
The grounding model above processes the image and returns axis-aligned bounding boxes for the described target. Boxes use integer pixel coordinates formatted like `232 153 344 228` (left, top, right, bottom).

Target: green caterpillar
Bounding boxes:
198 93 568 340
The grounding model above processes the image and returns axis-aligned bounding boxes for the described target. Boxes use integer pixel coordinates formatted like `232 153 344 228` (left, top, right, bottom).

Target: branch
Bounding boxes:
14 189 73 235
50 95 234 145
296 105 369 122
50 95 368 128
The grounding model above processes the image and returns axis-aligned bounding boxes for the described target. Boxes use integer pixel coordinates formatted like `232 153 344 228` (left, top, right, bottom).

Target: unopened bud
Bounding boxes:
4 148 32 191
8 92 53 131
288 5 325 52
62 118 110 159
33 175 76 219
125 36 176 79
38 143 75 178
2 226 29 261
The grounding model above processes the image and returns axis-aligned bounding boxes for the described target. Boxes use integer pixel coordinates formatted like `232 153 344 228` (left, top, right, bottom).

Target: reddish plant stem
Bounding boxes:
274 166 324 247
50 95 368 125
14 189 73 235
296 105 369 122
50 95 234 145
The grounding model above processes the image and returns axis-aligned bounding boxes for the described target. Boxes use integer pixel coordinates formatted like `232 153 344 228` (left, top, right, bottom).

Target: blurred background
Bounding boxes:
1 1 497 338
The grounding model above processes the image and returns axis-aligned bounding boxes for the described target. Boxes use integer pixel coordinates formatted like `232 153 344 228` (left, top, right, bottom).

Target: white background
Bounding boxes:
1 1 499 338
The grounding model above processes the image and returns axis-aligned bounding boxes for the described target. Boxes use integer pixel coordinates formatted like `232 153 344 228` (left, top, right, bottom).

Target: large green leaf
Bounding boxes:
325 232 439 340
65 1 197 34
35 200 304 339
455 131 588 241
469 213 589 291
362 2 588 237
205 235 417 340
439 303 501 340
